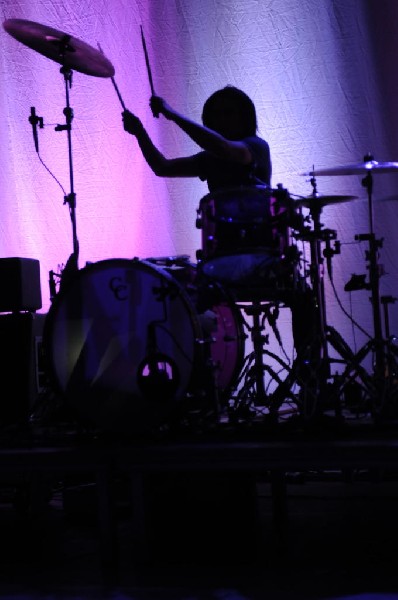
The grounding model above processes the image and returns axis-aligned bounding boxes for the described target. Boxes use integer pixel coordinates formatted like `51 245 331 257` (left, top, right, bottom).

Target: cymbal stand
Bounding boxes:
294 177 375 421
294 183 336 418
340 154 398 418
53 63 80 294
361 155 384 377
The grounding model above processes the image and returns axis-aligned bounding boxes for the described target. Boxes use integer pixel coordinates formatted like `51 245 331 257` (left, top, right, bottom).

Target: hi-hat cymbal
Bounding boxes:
3 18 115 78
301 160 398 177
295 193 358 208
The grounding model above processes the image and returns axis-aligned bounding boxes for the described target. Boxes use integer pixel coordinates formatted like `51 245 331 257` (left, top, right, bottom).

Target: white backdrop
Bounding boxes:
1 0 398 373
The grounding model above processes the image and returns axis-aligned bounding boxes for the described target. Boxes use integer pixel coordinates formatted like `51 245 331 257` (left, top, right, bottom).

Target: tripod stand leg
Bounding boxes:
325 327 377 416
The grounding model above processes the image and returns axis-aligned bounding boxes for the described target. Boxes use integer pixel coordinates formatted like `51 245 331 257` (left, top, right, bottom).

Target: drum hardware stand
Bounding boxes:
359 154 388 388
341 235 398 419
381 296 396 345
380 296 398 408
39 62 81 303
340 155 398 419
56 65 80 287
291 177 375 423
48 268 65 302
44 64 80 302
291 174 341 420
198 351 224 426
228 300 297 424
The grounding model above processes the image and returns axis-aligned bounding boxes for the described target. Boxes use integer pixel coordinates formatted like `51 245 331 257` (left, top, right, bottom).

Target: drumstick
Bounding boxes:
140 25 159 118
140 25 155 96
97 42 126 110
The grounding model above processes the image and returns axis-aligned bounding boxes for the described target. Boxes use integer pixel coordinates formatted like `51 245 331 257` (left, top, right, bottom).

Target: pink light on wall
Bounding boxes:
1 0 398 354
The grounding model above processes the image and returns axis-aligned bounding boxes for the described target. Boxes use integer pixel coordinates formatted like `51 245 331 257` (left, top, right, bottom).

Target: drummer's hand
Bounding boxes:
150 96 173 119
122 109 142 135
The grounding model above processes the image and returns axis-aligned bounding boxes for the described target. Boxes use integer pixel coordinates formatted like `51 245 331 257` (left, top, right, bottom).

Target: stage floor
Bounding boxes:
1 410 398 599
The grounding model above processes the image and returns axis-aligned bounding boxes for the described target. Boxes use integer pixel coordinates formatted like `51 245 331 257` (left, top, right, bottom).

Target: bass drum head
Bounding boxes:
43 258 204 435
194 278 246 401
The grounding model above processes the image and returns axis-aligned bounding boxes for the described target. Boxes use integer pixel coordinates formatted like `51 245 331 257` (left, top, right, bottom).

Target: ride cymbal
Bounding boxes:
3 18 115 77
295 194 358 208
300 160 398 177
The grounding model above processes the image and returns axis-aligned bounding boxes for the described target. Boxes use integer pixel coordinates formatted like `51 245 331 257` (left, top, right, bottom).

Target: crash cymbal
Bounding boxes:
301 160 398 177
295 193 358 208
3 18 115 78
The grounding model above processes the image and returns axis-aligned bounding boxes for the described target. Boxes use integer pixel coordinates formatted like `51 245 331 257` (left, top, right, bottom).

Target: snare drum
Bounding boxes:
43 258 245 433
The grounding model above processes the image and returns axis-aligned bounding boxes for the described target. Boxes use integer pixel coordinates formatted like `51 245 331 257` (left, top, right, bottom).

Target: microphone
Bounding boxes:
29 107 43 153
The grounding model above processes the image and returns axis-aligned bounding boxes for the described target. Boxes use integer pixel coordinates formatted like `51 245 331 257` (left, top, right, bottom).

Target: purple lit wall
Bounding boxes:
1 0 398 368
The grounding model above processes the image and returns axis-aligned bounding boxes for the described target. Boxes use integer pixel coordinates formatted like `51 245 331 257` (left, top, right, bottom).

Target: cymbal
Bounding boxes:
295 194 358 208
301 160 398 176
3 18 115 78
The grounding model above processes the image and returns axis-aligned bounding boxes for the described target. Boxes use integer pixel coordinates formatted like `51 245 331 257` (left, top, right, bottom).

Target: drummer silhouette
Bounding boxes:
122 85 281 283
122 85 271 190
122 86 317 397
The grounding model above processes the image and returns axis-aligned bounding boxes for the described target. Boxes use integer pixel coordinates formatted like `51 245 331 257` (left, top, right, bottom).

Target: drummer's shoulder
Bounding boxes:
246 135 270 147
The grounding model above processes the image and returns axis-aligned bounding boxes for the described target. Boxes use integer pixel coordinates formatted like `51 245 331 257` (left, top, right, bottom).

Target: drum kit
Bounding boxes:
4 18 398 436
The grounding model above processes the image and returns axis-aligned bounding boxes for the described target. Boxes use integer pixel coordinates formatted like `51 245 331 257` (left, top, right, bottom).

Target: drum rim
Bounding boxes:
199 184 273 204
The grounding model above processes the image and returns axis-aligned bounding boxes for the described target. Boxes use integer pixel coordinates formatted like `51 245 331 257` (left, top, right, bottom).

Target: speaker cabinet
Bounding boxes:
0 312 46 427
0 257 42 313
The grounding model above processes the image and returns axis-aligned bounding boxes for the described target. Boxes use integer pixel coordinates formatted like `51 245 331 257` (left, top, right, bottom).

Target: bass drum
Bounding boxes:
43 258 245 434
43 258 204 434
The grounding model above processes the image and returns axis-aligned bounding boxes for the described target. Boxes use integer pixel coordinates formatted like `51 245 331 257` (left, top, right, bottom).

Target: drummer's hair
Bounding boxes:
202 85 257 136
